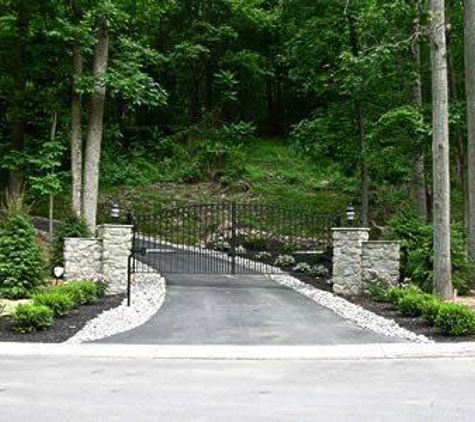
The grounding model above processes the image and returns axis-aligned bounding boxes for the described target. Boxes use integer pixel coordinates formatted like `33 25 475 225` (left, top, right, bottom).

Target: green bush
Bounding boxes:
51 216 90 267
421 297 443 325
0 201 48 299
12 303 54 333
33 291 75 317
367 280 389 302
386 287 408 305
434 303 475 336
397 292 432 317
63 281 98 305
387 213 474 295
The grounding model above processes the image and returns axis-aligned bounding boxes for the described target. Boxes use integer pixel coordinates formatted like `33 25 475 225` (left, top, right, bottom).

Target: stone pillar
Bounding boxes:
361 241 401 287
64 238 102 280
97 224 133 293
332 228 370 295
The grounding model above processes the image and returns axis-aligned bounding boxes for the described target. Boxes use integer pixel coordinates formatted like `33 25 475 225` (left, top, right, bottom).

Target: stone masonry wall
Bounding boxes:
64 238 102 280
64 225 133 293
96 225 133 293
361 241 400 287
332 228 370 295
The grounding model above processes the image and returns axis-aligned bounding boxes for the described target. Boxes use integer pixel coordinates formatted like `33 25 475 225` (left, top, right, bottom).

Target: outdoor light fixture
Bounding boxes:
110 201 120 221
53 266 65 279
346 203 355 226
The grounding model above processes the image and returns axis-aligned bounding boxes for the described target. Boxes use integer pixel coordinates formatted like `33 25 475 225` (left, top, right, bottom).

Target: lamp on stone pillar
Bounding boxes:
110 201 120 222
346 203 355 226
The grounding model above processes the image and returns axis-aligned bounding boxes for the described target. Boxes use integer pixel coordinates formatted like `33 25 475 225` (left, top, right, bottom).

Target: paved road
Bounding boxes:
1 355 474 421
99 273 398 344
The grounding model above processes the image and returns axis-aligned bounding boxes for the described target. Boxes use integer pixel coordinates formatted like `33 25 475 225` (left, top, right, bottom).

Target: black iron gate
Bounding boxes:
129 203 340 275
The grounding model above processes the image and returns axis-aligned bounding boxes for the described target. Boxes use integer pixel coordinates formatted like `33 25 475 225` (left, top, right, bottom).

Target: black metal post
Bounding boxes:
127 254 132 306
231 202 237 275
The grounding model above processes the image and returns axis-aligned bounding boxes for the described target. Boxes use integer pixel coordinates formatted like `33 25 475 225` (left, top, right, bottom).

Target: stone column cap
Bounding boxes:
363 240 401 243
97 224 134 228
332 227 370 232
64 237 101 241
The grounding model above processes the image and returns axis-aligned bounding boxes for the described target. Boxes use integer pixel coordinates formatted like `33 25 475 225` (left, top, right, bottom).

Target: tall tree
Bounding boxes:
465 0 475 261
430 0 453 299
411 0 429 222
345 4 369 227
82 17 110 230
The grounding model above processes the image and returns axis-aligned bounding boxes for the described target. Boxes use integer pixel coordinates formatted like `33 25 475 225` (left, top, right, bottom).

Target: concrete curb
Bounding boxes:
1 342 475 360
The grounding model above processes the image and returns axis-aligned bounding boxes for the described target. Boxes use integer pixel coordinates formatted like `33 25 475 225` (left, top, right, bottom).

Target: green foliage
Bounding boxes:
52 216 90 267
434 303 475 336
387 213 474 295
386 286 410 305
12 304 54 334
63 281 99 306
0 201 47 299
421 297 443 325
33 291 75 317
367 280 389 302
397 292 432 317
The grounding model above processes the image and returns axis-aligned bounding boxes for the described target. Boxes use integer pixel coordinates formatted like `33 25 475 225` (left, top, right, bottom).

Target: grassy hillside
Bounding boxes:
32 139 351 220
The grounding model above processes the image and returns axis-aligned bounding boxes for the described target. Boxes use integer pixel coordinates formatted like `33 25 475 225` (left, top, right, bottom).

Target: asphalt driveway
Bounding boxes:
98 270 400 345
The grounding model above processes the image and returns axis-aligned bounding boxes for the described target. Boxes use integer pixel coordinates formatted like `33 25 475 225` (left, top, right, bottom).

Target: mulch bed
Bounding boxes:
0 294 125 343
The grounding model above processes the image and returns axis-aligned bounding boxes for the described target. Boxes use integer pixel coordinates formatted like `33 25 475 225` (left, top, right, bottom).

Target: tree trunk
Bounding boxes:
411 0 429 222
82 21 109 232
465 0 475 261
347 10 369 227
8 3 28 198
49 112 58 244
430 0 453 299
71 46 83 218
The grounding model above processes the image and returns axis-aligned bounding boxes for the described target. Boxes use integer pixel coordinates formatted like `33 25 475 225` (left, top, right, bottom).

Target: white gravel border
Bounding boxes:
65 271 166 344
271 274 432 343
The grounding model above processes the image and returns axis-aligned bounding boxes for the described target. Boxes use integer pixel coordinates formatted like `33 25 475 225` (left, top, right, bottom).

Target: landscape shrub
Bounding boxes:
12 303 54 333
255 251 272 260
63 281 98 306
387 213 474 295
293 262 312 274
386 286 408 305
33 291 75 317
0 200 48 299
434 303 475 336
242 236 268 251
367 280 389 302
91 274 108 298
397 292 432 317
421 296 443 325
51 215 90 267
274 255 296 267
311 264 330 278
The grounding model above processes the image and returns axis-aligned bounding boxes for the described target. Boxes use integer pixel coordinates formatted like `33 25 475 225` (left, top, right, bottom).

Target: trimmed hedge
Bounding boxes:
434 303 475 336
367 282 475 337
12 303 54 333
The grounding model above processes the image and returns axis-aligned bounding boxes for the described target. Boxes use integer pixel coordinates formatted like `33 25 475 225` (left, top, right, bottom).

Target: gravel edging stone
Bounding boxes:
65 272 166 344
271 274 432 343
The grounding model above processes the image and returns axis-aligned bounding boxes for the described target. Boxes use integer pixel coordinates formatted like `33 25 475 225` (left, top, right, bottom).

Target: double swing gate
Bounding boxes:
128 203 341 276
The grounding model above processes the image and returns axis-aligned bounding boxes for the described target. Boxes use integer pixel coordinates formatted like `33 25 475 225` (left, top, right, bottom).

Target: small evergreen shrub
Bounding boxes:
91 274 108 298
397 292 432 317
33 291 75 317
255 251 272 260
434 303 475 336
367 280 389 302
0 200 48 299
421 297 443 325
12 303 54 333
274 255 296 267
64 281 98 305
51 215 90 266
293 262 312 274
311 264 330 278
386 287 408 305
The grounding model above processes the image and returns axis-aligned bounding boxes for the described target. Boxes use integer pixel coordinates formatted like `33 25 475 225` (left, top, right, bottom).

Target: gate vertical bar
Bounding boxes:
231 202 237 274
